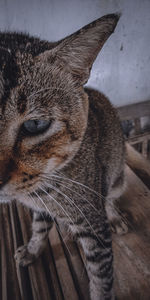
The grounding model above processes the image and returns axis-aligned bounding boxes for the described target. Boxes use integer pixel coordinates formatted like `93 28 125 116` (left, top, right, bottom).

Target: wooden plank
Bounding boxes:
128 132 150 144
117 164 150 227
58 222 90 300
0 208 3 300
142 140 148 158
134 118 141 134
118 100 150 120
9 204 33 300
49 225 79 300
113 165 150 300
126 142 150 189
16 205 53 300
0 207 8 300
1 205 21 300
41 243 64 300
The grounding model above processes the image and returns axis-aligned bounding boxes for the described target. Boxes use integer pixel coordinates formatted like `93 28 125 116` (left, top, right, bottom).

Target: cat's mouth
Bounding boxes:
0 181 51 206
0 193 15 203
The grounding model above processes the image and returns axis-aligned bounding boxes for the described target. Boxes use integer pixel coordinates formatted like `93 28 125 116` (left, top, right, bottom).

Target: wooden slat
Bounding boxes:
1 205 21 300
0 208 3 299
49 225 79 300
118 99 150 120
134 118 141 134
40 243 64 300
58 222 90 300
126 142 150 189
16 205 53 300
113 165 150 300
1 208 8 300
142 139 148 157
128 132 150 145
9 204 33 300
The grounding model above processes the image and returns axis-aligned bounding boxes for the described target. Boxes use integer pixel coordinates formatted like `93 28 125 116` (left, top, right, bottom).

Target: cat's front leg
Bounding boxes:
106 173 128 235
73 219 115 300
15 211 53 266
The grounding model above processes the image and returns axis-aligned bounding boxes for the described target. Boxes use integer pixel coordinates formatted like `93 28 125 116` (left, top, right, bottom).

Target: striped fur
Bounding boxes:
15 212 53 266
0 14 125 300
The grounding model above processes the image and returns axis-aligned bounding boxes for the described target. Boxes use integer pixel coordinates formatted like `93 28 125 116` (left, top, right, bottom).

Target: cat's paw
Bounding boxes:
14 245 37 266
110 214 129 235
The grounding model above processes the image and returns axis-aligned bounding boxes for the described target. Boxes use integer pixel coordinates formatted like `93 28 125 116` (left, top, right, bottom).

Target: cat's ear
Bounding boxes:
38 14 120 85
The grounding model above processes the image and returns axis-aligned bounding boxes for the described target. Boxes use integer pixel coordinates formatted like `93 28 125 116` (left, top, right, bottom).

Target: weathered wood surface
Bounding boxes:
0 149 150 300
118 100 150 160
126 142 150 189
113 165 150 300
118 100 150 120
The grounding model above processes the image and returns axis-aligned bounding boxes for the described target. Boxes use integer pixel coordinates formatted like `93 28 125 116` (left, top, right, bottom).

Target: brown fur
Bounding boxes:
0 14 126 300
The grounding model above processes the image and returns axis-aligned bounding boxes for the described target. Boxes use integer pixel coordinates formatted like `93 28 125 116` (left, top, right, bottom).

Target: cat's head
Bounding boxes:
0 14 120 204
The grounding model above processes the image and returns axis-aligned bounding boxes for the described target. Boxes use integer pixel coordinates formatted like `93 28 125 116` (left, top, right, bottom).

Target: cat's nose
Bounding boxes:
0 180 4 189
0 158 15 189
0 176 11 190
0 179 5 189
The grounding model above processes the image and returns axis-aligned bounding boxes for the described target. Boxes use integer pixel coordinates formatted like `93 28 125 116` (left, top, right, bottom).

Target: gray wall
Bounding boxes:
0 0 150 107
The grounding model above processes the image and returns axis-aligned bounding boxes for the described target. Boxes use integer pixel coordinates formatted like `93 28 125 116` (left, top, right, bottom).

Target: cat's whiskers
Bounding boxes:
34 188 148 275
39 186 75 226
33 189 73 256
52 173 103 199
48 178 146 254
32 172 135 251
33 190 54 220
40 175 102 214
30 171 129 234
48 171 133 230
31 185 143 266
43 181 107 250
28 191 49 235
40 172 136 234
41 170 105 202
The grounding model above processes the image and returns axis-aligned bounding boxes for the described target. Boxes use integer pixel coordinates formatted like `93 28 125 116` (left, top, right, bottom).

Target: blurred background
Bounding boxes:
0 0 150 107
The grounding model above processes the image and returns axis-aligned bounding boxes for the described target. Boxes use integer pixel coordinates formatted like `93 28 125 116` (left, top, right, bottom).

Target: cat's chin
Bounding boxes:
0 194 15 203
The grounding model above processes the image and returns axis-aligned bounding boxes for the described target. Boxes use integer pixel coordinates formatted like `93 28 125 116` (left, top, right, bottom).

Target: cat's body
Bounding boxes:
0 14 126 300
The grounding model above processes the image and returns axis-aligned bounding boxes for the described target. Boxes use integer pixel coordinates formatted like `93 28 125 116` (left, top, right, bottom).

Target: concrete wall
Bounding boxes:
0 0 150 107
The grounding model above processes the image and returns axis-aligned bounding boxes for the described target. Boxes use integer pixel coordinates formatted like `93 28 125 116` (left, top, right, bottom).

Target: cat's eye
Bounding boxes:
22 119 51 135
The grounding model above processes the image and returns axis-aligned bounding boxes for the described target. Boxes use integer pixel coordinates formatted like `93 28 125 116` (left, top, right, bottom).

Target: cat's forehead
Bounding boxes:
17 63 75 108
0 53 79 119
0 47 82 122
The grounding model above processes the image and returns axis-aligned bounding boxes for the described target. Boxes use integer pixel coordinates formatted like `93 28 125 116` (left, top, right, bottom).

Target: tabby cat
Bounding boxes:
0 14 126 300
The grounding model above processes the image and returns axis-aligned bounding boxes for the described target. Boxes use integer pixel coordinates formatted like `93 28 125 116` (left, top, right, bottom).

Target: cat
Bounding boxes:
0 14 127 300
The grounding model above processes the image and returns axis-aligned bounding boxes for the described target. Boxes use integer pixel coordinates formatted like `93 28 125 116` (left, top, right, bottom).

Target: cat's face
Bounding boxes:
0 52 88 203
0 14 119 204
